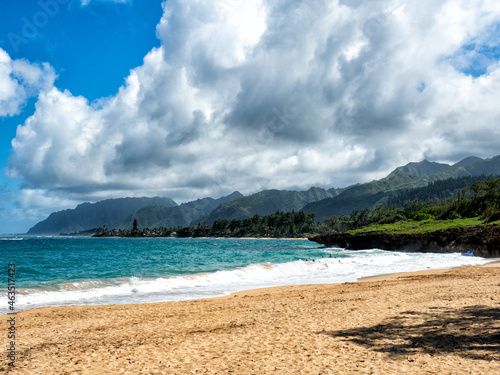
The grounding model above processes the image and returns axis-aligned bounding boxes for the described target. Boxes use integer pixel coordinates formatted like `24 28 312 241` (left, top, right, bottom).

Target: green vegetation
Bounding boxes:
195 187 339 225
302 155 500 222
324 176 500 234
29 197 177 235
94 177 500 238
31 154 500 236
350 217 485 234
95 211 317 238
206 211 317 237
120 192 243 230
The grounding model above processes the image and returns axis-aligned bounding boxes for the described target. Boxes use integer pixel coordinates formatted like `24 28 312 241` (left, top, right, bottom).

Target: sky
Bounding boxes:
1 0 500 234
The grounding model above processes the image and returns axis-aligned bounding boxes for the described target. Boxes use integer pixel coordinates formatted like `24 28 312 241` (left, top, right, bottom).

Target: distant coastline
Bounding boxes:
59 227 310 240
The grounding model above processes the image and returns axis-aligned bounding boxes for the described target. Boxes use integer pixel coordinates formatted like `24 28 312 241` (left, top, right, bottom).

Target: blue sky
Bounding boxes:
1 0 162 232
0 0 162 169
1 0 500 233
447 22 500 77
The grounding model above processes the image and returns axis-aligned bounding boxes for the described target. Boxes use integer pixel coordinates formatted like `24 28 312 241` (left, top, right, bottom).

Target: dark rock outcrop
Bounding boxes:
309 225 500 258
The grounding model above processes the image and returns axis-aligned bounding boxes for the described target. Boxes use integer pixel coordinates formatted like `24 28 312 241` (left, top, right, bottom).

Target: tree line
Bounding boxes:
94 176 500 238
94 211 318 238
324 176 500 232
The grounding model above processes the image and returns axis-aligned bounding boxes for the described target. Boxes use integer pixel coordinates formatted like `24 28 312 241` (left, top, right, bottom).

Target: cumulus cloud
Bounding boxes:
0 48 56 117
7 0 500 215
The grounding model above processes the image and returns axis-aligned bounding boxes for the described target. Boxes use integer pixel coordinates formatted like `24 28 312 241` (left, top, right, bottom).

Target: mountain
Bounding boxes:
452 156 484 168
30 154 500 234
387 175 492 206
27 197 177 235
455 155 500 176
302 155 500 222
193 187 340 225
388 159 451 178
423 155 500 182
301 171 425 221
120 191 243 229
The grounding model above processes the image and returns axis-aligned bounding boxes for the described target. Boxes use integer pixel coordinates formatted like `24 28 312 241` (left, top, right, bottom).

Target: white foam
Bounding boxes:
2 249 490 314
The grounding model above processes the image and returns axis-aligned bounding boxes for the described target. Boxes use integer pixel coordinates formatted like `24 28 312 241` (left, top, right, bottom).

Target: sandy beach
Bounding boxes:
2 263 499 374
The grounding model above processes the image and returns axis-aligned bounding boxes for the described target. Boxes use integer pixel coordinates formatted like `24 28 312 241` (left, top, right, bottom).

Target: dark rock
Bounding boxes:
308 225 500 258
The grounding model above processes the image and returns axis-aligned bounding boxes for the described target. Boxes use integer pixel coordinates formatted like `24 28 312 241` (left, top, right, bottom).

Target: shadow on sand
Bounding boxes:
318 305 500 361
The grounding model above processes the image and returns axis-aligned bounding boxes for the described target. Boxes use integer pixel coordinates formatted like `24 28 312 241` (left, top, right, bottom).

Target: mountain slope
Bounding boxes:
120 191 243 229
28 197 177 235
425 155 500 182
193 187 339 225
301 171 425 221
302 155 500 222
452 156 484 168
30 155 500 233
388 159 451 177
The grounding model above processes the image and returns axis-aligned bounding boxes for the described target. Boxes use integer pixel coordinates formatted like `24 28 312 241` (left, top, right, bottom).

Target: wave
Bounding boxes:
1 249 490 314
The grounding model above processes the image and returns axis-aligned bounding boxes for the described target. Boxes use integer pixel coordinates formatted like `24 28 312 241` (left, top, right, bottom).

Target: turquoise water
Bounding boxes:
2 237 319 289
0 236 490 313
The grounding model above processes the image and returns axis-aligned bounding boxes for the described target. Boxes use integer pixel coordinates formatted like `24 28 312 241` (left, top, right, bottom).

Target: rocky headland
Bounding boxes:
309 225 500 258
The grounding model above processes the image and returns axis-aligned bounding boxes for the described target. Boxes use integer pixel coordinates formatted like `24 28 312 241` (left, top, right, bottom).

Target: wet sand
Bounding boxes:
2 263 499 374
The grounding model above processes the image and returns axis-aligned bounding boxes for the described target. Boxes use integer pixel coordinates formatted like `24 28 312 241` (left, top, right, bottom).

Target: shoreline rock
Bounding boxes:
308 225 500 258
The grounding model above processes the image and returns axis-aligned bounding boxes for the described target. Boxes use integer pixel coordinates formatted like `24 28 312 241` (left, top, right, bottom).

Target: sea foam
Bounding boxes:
5 248 490 314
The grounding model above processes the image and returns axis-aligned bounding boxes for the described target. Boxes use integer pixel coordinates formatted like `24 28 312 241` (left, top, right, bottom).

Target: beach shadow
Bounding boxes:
318 305 500 361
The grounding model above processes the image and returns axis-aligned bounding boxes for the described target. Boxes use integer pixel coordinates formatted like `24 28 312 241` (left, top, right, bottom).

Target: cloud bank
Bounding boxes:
7 0 500 215
0 48 55 117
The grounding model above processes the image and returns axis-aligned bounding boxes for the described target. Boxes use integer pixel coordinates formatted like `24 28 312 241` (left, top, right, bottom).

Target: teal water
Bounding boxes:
2 237 318 289
0 236 490 314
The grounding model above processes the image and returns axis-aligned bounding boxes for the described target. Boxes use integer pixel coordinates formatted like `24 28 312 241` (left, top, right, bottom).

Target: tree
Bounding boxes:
133 218 138 232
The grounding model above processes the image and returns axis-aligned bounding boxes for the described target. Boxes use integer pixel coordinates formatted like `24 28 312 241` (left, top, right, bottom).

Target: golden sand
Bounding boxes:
2 263 499 374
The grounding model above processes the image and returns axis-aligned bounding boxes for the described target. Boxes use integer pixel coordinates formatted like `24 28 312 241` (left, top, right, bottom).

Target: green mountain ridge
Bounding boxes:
28 197 178 235
192 187 340 225
388 159 451 178
28 154 500 234
120 191 243 229
452 156 485 168
301 155 500 222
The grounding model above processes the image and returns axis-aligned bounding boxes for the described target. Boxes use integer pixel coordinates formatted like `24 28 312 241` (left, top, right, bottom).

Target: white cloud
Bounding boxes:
0 48 56 117
7 0 500 225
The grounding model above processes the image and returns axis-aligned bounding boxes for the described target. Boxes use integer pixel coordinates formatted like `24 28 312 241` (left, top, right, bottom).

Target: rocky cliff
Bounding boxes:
309 225 500 258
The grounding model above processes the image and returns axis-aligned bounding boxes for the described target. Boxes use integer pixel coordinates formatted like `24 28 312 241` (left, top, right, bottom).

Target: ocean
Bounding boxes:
0 236 491 314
